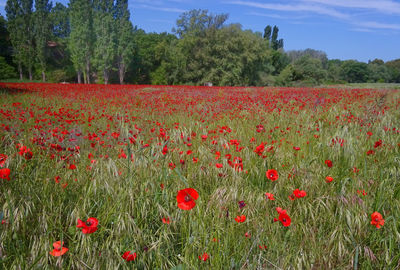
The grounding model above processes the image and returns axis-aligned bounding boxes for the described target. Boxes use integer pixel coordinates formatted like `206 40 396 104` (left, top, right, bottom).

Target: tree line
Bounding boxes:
0 2 399 86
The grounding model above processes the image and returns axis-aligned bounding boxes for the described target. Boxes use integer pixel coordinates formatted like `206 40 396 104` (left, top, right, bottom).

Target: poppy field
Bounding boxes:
0 82 400 269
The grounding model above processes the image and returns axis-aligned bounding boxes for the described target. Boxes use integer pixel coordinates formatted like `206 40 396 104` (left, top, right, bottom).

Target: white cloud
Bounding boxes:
227 1 350 19
303 0 400 15
354 21 400 30
247 11 308 20
134 4 186 13
227 0 400 32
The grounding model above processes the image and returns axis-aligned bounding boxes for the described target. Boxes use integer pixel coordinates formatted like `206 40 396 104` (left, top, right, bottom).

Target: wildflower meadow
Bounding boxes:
0 82 399 269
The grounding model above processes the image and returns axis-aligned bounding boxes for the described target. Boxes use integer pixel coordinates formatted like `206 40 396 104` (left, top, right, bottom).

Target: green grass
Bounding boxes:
0 84 399 269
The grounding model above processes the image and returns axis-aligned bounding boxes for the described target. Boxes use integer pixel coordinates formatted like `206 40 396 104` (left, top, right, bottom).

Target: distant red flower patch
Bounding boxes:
176 188 199 210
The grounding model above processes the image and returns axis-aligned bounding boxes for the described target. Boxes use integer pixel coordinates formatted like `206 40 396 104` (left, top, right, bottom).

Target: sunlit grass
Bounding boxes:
0 83 399 269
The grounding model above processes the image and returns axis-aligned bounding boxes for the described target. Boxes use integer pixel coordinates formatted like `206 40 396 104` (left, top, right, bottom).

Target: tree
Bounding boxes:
6 0 35 80
115 0 135 84
69 0 94 83
263 25 271 40
0 15 13 65
0 56 16 79
51 3 70 39
340 60 369 83
93 0 115 84
293 55 327 85
263 25 283 50
34 0 52 82
367 59 390 83
326 59 343 83
173 9 228 38
385 59 400 83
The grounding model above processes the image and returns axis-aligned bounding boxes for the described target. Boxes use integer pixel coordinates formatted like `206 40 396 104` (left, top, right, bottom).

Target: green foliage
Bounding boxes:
2 5 399 86
341 60 369 83
0 15 12 65
0 56 16 79
173 9 228 38
115 0 135 84
93 0 116 84
293 55 327 85
367 59 391 83
6 0 35 80
68 0 94 83
51 3 70 39
275 64 295 86
34 0 52 81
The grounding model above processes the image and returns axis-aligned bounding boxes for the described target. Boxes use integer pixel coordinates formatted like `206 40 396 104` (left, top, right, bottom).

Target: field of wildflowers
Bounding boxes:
0 83 399 269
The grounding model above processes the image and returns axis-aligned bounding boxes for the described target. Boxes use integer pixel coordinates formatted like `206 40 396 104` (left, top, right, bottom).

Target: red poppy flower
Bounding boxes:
176 188 199 210
169 162 176 170
235 215 246 223
254 143 264 155
199 252 209 261
215 163 223 168
49 241 68 257
77 217 98 234
266 169 279 181
274 208 291 227
325 160 333 168
374 140 382 148
371 212 384 229
293 189 306 198
69 164 76 170
366 150 375 155
238 200 246 209
265 192 275 200
293 146 301 151
325 176 334 183
122 251 137 261
0 168 10 181
0 154 7 167
162 217 170 224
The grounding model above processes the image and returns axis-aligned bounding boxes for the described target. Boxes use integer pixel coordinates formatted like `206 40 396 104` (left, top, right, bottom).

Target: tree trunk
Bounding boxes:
42 71 46 82
83 71 87 84
77 70 82 84
104 69 109 85
86 59 90 84
119 62 125 85
19 64 23 80
28 67 33 81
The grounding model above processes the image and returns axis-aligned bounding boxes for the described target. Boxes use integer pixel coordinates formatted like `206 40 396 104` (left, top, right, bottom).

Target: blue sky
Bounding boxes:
1 0 399 62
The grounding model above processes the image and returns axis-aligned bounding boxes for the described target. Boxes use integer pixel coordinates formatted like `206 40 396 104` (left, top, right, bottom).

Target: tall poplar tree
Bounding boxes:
69 0 93 83
34 0 52 82
115 0 135 84
6 0 34 80
93 0 115 84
